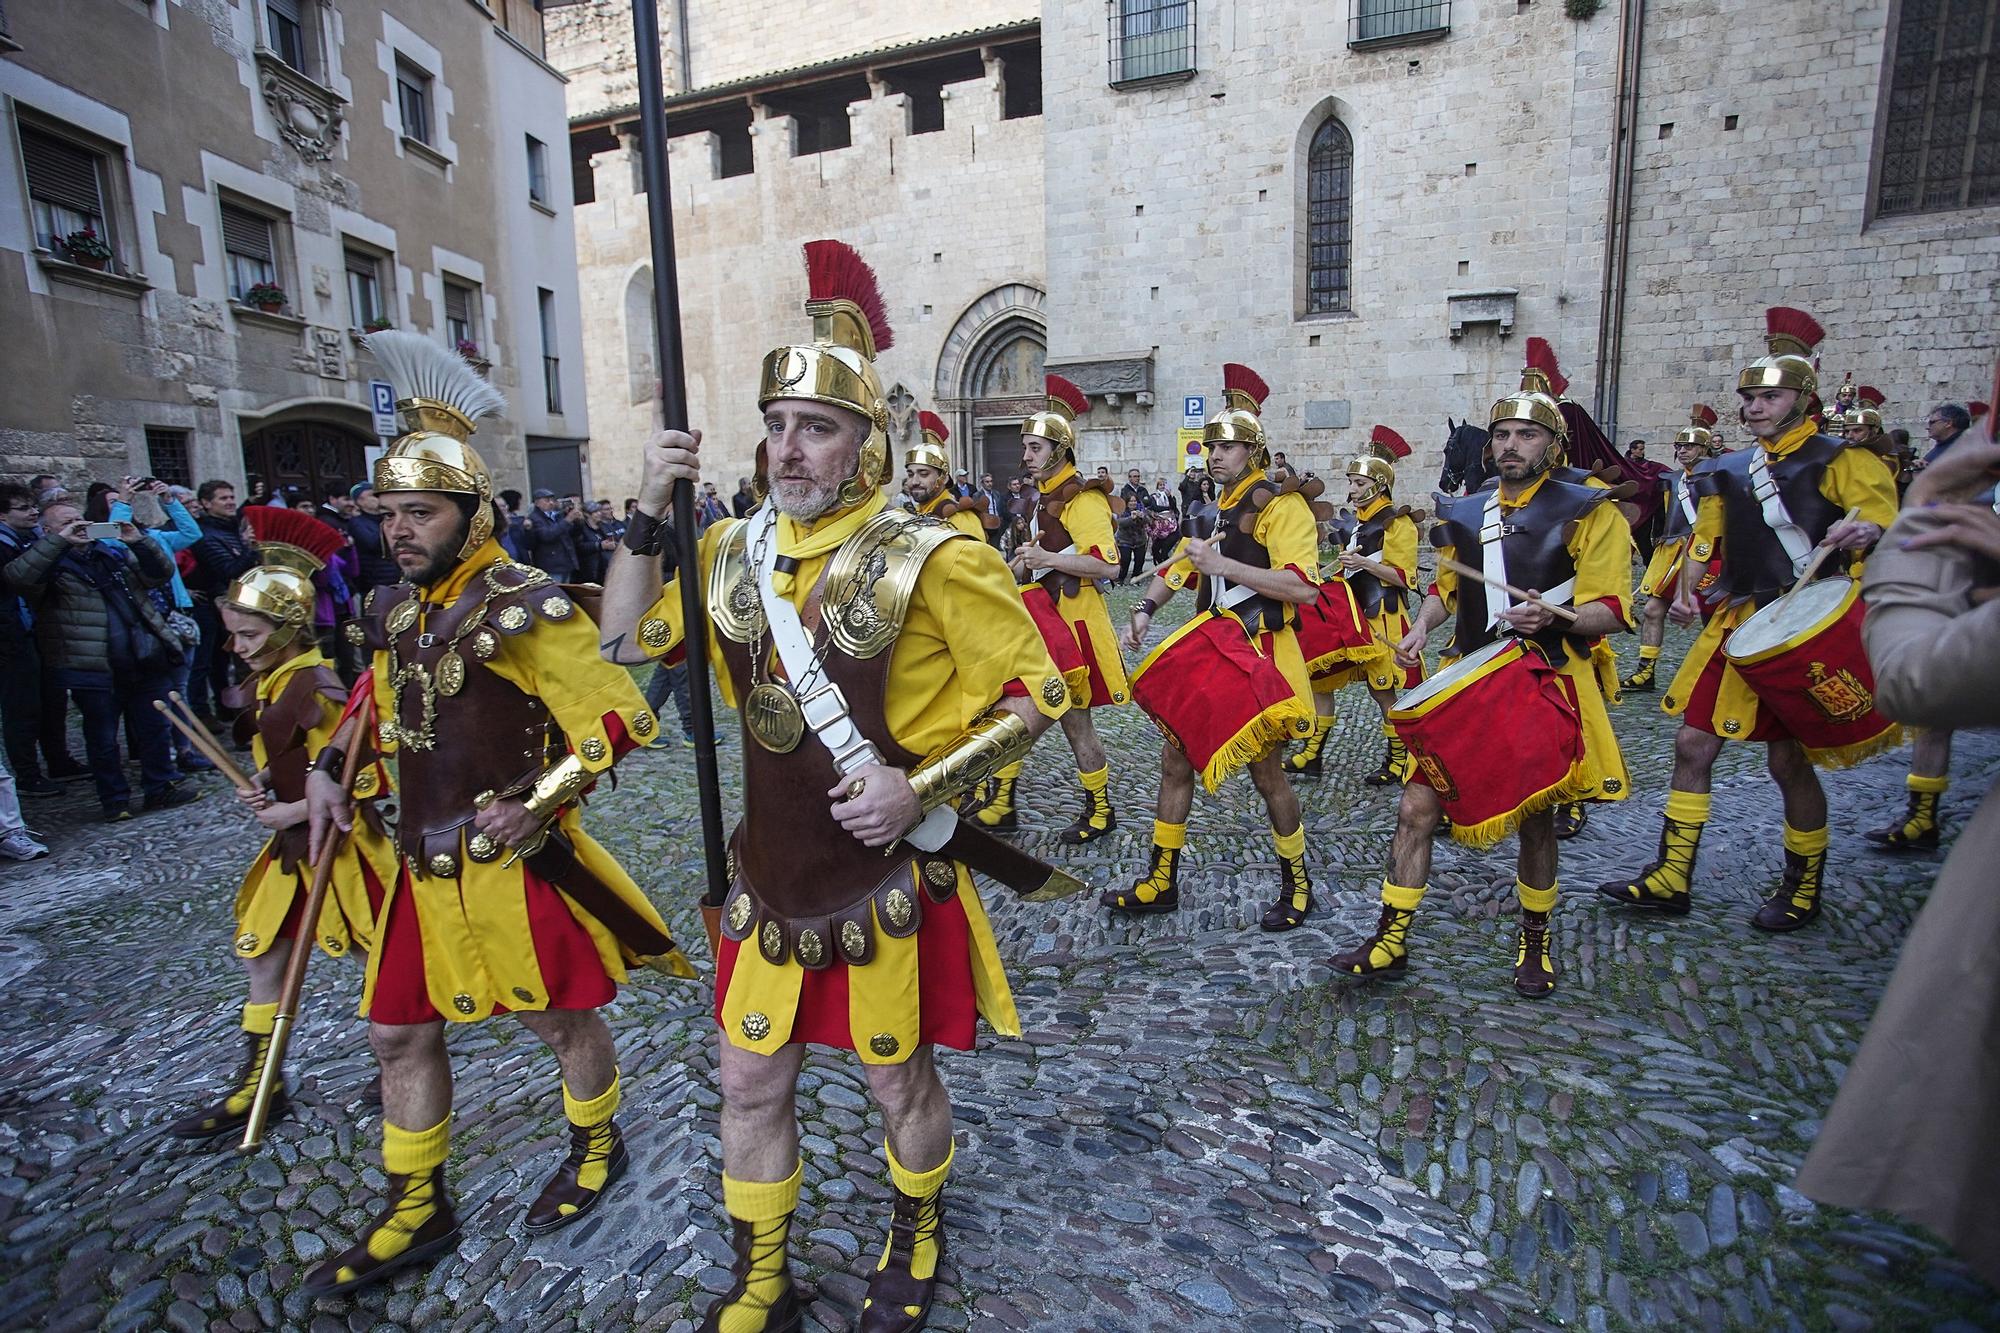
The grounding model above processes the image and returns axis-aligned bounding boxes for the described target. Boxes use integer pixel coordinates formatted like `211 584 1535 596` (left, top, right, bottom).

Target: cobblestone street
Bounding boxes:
1 589 1996 1333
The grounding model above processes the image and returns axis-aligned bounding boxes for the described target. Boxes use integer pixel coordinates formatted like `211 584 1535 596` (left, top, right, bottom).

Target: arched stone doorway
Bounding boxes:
241 417 374 505
933 284 1046 482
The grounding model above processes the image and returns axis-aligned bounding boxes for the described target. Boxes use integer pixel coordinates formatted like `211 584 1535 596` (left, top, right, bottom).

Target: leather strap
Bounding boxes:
1479 492 1512 630
1747 450 1815 577
525 828 675 957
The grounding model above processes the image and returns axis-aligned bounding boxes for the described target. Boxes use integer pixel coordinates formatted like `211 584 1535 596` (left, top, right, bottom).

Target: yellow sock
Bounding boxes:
1153 819 1186 851
716 1163 801 1333
1908 773 1948 794
241 1002 277 1035
341 1116 451 1273
1638 644 1661 662
558 1072 621 1208
224 1003 280 1113
1664 789 1711 825
1783 822 1828 857
1517 879 1559 913
1272 825 1306 861
1078 765 1109 793
881 1140 952 1282
1382 879 1427 911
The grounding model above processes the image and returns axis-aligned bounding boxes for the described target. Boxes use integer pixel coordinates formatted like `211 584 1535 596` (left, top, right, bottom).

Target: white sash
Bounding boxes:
1676 474 1699 528
1746 450 1815 577
1477 492 1575 630
748 506 957 852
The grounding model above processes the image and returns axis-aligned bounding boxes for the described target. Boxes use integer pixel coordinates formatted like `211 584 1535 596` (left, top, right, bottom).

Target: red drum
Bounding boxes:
1294 577 1381 679
1390 639 1584 847
1131 613 1314 792
1019 583 1091 705
1722 577 1900 766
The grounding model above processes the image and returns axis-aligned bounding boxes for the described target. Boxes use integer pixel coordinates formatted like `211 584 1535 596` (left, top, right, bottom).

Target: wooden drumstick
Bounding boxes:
1336 552 1411 589
1790 506 1863 591
157 693 257 792
1436 555 1580 624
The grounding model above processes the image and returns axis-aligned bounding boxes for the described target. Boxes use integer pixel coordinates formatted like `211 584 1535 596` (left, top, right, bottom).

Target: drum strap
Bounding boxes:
1477 493 1576 630
750 506 957 854
1746 450 1815 578
1677 475 1699 529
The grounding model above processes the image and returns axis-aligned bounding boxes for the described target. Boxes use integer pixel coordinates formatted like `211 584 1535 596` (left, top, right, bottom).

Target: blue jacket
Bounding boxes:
110 498 200 610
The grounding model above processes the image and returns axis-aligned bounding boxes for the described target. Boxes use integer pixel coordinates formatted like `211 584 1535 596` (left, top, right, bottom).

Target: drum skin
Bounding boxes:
1724 578 1901 765
1391 640 1586 848
1131 613 1315 792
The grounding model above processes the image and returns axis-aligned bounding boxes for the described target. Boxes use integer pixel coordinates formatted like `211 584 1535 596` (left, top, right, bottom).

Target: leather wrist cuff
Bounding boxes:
308 746 347 778
622 508 676 567
1136 598 1158 618
521 753 591 823
906 707 1033 814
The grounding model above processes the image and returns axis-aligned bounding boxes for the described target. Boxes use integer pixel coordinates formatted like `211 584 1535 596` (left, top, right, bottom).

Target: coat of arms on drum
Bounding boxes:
1805 660 1873 723
1413 749 1460 803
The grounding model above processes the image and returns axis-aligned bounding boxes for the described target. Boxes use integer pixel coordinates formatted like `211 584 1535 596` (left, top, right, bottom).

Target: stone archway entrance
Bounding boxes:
242 420 374 505
933 284 1047 483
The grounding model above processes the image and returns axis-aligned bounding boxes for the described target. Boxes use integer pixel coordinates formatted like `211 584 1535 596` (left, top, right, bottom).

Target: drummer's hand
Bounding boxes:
1123 610 1151 652
1393 626 1426 671
234 774 272 812
1900 504 2000 565
1186 537 1225 576
1013 541 1048 566
254 798 307 832
1338 550 1364 572
1498 593 1556 634
829 765 919 848
1822 518 1883 552
1668 587 1701 626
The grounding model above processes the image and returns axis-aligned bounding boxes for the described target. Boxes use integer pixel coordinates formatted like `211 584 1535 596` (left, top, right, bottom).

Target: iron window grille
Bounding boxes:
1110 0 1196 86
144 428 192 488
1876 0 1998 217
1349 0 1450 48
1307 118 1354 315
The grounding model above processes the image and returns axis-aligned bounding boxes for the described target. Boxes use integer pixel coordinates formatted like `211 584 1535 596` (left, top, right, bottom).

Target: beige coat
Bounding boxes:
1796 506 2000 1287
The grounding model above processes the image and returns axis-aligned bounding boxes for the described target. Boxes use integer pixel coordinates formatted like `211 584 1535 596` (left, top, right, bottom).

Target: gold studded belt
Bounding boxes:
719 826 957 971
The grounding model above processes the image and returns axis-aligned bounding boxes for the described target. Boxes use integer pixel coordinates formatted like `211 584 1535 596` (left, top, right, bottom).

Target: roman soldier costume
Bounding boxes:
1112 363 1324 931
166 513 395 1142
1330 349 1632 994
1622 404 1721 693
1287 424 1420 783
303 332 687 1298
623 241 1077 1333
966 372 1127 839
906 411 987 540
1599 306 1899 931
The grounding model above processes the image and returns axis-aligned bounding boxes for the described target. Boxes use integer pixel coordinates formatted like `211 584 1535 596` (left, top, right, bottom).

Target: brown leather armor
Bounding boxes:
226 661 381 872
358 564 578 876
712 585 960 973
1026 478 1097 598
1196 478 1293 635
1433 477 1610 664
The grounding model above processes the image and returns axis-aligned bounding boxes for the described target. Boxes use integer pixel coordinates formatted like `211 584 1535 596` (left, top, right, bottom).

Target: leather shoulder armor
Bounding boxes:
824 509 968 659
485 562 573 639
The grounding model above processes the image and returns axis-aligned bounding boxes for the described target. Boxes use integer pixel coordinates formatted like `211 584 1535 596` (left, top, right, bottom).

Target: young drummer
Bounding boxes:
166 517 394 1140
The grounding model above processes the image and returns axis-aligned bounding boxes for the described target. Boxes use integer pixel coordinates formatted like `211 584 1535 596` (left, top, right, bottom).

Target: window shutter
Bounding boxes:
345 249 376 279
444 283 471 324
220 204 274 261
267 0 303 23
20 127 104 215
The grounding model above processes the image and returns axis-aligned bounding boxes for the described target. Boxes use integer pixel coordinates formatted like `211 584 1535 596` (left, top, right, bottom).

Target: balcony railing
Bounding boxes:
1348 0 1450 49
1109 1 1196 86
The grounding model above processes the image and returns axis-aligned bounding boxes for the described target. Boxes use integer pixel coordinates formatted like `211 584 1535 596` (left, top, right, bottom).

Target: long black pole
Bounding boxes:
631 0 728 908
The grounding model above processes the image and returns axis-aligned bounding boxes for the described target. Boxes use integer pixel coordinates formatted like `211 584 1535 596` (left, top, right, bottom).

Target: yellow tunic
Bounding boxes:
1664 421 1901 748
913 491 989 541
1034 466 1130 706
1314 495 1418 694
1435 476 1633 819
634 491 1068 1060
1639 534 1690 599
1146 471 1320 787
359 543 670 1024
232 648 395 961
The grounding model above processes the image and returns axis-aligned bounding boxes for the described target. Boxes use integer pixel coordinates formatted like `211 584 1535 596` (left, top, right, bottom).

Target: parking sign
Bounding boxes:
370 380 398 438
1182 395 1205 428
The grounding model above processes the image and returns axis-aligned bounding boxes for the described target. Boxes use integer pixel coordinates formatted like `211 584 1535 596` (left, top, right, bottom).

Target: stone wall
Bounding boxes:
574 70 1045 501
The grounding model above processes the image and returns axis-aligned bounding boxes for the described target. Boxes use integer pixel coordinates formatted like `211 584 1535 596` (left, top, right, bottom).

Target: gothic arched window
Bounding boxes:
1306 117 1353 315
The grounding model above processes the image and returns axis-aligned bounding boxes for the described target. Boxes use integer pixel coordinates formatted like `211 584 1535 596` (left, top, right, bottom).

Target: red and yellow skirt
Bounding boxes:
1639 536 1688 601
1131 612 1315 791
232 825 393 962
715 863 1017 1064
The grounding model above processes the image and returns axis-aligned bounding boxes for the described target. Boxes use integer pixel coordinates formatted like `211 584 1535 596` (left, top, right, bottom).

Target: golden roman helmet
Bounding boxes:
1843 385 1886 433
1203 363 1271 467
758 240 896 507
1737 306 1824 432
906 409 951 474
222 507 348 653
363 330 506 560
1023 374 1090 463
1488 335 1571 446
1673 402 1722 455
1348 424 1410 498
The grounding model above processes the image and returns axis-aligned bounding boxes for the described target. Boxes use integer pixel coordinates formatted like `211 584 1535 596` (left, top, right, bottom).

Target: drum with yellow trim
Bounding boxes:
1131 613 1314 793
1722 577 1900 766
1294 577 1383 680
1390 639 1584 847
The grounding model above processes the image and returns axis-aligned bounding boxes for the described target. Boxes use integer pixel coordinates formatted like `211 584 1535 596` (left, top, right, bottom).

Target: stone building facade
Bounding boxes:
561 0 1994 495
0 0 588 500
